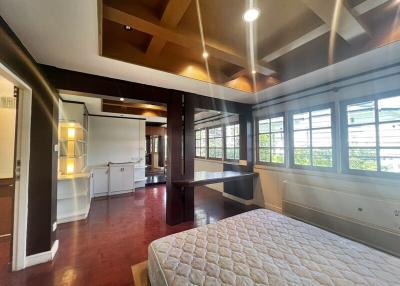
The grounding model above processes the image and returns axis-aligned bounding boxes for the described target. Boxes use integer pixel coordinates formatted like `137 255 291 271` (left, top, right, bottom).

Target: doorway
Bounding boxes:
0 75 18 272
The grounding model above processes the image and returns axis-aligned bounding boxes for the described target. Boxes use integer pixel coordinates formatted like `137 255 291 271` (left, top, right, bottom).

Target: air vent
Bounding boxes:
0 97 16 109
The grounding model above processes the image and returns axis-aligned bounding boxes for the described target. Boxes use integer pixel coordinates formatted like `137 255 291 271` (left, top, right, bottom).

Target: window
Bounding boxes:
208 126 223 159
195 129 207 158
257 115 285 165
225 124 240 160
290 106 334 169
343 95 400 175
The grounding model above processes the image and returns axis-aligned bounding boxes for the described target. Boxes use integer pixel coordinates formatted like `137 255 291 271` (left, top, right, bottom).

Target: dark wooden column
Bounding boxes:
166 92 183 225
166 92 195 225
183 94 195 221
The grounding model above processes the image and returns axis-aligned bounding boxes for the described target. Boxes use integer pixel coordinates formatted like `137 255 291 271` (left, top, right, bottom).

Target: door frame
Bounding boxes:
0 62 32 271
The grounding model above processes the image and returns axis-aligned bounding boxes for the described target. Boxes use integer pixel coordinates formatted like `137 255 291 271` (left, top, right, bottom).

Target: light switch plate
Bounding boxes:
54 144 59 152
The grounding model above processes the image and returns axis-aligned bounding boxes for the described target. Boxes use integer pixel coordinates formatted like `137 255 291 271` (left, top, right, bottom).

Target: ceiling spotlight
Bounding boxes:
202 51 209 59
124 25 133 31
120 97 125 102
243 8 260 22
251 70 257 74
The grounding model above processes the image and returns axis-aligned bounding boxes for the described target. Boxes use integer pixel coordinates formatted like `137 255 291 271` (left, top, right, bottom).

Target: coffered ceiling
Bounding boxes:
99 0 400 93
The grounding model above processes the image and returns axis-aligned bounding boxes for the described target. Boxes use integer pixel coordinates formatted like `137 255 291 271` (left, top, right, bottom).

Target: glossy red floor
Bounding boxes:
0 185 257 286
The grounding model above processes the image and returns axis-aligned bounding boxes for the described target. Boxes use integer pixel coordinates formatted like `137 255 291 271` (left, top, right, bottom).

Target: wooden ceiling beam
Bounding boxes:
146 0 192 58
103 5 275 76
300 0 369 42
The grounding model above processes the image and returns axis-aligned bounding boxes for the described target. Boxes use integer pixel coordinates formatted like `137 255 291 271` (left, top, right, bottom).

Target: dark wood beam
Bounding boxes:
102 5 275 76
102 103 167 117
146 0 192 58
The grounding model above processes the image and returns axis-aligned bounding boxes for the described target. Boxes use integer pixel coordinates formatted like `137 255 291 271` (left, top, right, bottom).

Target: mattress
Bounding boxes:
148 209 400 286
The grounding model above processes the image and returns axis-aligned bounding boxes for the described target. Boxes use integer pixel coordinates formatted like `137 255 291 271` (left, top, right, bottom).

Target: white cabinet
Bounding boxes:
109 163 135 195
92 167 109 197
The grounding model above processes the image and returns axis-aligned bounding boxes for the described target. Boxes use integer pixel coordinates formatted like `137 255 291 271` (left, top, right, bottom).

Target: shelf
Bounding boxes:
58 190 89 200
58 172 90 180
59 154 87 159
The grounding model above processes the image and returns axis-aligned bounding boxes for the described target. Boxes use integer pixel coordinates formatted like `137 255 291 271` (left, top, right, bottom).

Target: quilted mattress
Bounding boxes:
148 209 400 285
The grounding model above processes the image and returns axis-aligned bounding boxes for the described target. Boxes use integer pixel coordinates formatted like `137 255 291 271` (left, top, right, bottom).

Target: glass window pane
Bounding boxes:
312 129 332 147
201 138 206 147
234 148 240 160
215 148 223 158
196 131 201 139
348 125 376 147
209 149 216 158
226 148 234 159
312 149 332 167
380 149 400 173
234 137 240 148
226 125 234 136
201 130 206 138
378 96 400 122
271 148 284 164
293 112 310 130
234 124 240 135
271 132 284 147
312 109 331 128
347 101 375 125
209 138 215 147
294 130 310 147
349 148 377 171
259 148 270 162
196 148 200 156
379 122 400 147
294 148 311 166
201 148 206 157
259 134 270 147
209 128 215 137
226 137 234 148
215 127 222 137
258 119 270 133
215 138 222 147
271 117 284 132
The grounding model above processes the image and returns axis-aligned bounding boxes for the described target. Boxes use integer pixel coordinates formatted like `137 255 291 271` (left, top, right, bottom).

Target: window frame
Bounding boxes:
207 125 224 160
288 103 337 172
195 128 207 159
255 113 286 167
224 122 240 162
340 92 400 179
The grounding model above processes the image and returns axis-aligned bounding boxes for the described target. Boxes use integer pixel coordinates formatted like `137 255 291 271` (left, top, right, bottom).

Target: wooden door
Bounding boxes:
0 86 18 239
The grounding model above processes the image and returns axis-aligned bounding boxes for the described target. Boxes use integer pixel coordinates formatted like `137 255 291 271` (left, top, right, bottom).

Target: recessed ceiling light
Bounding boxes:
120 97 125 102
243 8 260 22
251 70 257 74
124 25 133 31
202 51 209 59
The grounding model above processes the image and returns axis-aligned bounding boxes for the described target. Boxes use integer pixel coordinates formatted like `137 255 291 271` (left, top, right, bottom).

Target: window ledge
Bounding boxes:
253 164 399 186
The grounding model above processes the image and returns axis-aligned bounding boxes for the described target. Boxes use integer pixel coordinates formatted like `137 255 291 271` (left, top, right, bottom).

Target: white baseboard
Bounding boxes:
25 240 59 268
223 193 253 205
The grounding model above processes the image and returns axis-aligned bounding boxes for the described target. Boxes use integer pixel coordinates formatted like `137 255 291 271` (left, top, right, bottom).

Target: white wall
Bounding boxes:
194 159 224 192
0 76 16 179
88 116 144 166
253 64 400 234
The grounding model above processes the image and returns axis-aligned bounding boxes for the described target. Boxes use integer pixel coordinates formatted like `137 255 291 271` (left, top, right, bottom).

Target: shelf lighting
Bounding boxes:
66 159 75 174
67 127 76 140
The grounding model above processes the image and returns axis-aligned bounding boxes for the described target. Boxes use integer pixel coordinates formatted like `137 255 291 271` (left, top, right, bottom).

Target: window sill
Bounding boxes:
253 164 399 186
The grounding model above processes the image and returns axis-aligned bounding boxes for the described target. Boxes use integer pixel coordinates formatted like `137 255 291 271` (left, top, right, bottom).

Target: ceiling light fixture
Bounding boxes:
243 8 260 22
202 51 209 59
120 97 125 102
124 25 133 31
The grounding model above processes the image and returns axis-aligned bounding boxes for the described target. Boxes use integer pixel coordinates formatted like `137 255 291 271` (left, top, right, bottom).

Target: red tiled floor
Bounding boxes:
0 185 257 286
